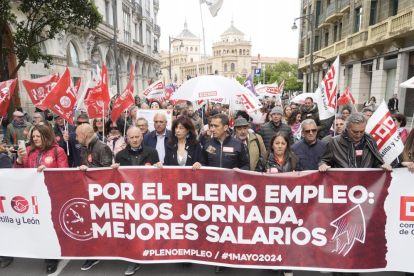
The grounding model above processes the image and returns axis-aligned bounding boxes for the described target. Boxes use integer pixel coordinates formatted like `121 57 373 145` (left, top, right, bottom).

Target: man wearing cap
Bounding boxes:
232 118 266 171
6 111 32 146
257 106 294 150
53 114 76 151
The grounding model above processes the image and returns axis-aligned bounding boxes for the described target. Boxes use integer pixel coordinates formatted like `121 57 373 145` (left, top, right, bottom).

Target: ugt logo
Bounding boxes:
0 196 39 214
400 196 414 221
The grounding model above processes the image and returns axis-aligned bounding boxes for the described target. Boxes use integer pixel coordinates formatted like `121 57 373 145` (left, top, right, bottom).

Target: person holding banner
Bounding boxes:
143 113 171 164
164 116 205 170
256 131 302 174
318 113 392 173
14 124 68 274
76 123 113 271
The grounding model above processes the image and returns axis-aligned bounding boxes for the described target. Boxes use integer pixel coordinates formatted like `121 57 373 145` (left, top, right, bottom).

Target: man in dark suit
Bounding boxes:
143 113 171 163
388 93 399 115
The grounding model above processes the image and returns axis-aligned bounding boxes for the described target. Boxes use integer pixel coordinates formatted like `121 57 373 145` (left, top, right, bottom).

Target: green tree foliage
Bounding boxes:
235 76 244 85
253 61 303 92
0 0 102 81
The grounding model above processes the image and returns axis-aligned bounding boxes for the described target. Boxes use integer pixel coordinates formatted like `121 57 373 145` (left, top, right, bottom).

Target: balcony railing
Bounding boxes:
302 0 308 7
326 1 338 19
154 0 159 9
298 7 414 70
340 0 350 13
134 3 142 17
318 12 326 28
154 24 161 35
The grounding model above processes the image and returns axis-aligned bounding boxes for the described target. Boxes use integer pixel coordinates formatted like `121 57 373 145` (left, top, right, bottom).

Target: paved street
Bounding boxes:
0 258 408 276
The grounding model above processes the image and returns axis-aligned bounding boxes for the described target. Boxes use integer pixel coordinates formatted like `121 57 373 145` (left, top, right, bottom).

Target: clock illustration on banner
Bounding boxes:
59 198 93 241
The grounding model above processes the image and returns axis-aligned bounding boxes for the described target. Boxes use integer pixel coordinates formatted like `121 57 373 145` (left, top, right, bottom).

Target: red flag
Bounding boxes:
110 64 135 122
84 63 111 119
22 73 60 110
148 79 153 86
337 87 355 106
0 79 17 117
74 78 81 95
42 68 78 124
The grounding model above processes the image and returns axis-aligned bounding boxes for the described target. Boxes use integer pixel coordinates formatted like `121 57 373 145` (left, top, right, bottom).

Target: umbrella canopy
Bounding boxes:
170 75 248 101
400 76 414 88
291 93 315 104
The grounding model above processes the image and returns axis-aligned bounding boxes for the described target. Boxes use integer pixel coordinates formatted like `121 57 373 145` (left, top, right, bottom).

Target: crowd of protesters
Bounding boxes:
1 94 414 276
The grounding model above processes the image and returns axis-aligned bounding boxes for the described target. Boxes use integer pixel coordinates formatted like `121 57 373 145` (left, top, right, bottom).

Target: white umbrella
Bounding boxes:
170 75 248 101
291 93 315 104
400 76 414 88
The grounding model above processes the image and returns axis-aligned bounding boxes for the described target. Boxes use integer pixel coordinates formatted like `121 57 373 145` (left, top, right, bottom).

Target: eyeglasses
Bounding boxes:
77 121 89 125
137 124 146 127
123 111 129 114
109 127 118 131
95 119 102 122
304 129 317 134
154 121 165 124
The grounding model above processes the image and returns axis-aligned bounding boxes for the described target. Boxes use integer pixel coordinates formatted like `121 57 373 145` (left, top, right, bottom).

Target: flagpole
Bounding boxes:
199 2 208 75
102 104 105 142
123 109 127 137
64 119 69 155
333 91 338 138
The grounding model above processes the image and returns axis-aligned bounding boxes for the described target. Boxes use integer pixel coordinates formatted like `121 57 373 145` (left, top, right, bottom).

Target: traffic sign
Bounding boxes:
254 69 261 77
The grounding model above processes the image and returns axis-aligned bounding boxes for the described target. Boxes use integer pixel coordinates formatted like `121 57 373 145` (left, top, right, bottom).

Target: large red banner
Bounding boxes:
38 168 391 270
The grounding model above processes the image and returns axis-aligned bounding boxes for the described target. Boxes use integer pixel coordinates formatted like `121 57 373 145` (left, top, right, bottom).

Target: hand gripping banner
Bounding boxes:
1 168 414 273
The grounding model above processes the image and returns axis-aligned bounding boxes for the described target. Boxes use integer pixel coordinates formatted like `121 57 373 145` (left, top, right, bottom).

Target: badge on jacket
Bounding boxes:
223 147 234 153
45 156 53 165
206 145 216 155
23 130 29 135
88 154 92 163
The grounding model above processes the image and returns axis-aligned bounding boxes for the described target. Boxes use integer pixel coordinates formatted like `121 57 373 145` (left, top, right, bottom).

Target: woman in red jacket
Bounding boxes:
15 124 68 171
14 124 68 274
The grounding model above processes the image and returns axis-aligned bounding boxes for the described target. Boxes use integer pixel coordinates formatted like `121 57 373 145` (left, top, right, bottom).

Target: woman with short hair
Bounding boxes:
393 113 410 143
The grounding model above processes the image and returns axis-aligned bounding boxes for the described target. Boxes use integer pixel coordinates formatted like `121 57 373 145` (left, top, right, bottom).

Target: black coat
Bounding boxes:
256 152 302 173
164 141 206 166
115 144 160 166
0 152 12 168
388 98 399 111
257 121 294 150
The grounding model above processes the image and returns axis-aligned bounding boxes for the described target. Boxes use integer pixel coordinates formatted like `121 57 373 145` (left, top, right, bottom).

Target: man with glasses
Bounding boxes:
318 113 392 176
143 113 171 163
32 112 44 125
136 117 149 136
53 114 76 152
6 111 32 146
322 117 346 145
291 119 326 170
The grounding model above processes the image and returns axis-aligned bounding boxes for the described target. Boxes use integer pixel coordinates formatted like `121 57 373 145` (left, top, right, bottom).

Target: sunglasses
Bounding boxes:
109 127 118 131
95 119 103 122
77 121 89 125
304 129 317 134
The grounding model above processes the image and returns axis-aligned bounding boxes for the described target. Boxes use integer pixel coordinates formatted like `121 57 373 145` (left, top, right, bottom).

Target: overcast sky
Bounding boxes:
158 0 301 58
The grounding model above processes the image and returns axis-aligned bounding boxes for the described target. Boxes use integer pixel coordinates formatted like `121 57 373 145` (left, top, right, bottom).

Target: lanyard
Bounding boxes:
34 151 44 168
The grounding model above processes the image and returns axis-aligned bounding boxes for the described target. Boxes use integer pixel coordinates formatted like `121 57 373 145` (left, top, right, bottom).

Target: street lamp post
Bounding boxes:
168 36 184 85
292 12 314 92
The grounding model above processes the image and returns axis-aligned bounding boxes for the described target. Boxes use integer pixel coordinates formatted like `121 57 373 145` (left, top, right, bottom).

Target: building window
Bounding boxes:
195 47 198 52
354 6 362 33
306 38 310 55
146 29 151 55
123 4 131 44
190 47 193 51
135 23 138 40
333 24 338 43
339 22 342 40
391 0 399 16
347 66 353 90
369 1 378 26
247 49 249 55
314 36 319 51
67 41 79 68
224 63 227 71
324 31 329 47
231 63 235 71
315 1 321 28
139 22 143 43
105 1 111 24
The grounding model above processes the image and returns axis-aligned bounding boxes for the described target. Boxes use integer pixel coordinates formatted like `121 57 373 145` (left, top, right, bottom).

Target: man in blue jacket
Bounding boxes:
143 113 171 163
291 119 326 171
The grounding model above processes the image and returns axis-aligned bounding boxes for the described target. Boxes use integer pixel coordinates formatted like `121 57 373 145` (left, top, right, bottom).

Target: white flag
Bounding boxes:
255 84 280 96
315 56 339 120
365 100 404 164
279 80 285 94
142 80 165 99
75 80 96 111
200 0 224 17
400 76 414 88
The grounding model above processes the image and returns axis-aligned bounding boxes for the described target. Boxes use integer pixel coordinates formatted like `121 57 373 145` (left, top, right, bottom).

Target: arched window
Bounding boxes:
239 49 242 55
191 58 193 62
231 63 235 71
190 47 193 51
186 47 188 52
224 63 227 72
209 65 212 73
227 50 229 54
243 49 246 55
247 49 250 55
232 50 234 54
174 74 177 82
106 55 114 85
127 60 132 79
67 41 80 68
195 47 198 52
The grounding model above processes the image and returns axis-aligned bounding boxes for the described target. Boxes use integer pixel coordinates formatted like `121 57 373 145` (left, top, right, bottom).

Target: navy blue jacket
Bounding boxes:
291 139 327 170
164 141 206 166
53 123 76 152
143 129 171 149
202 135 249 170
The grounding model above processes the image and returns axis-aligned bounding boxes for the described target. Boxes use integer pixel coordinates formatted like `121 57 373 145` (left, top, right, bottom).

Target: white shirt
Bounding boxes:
156 131 166 164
